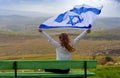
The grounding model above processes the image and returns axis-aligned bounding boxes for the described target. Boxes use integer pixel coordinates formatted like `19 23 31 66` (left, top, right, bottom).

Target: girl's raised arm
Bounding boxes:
71 29 91 46
38 29 60 47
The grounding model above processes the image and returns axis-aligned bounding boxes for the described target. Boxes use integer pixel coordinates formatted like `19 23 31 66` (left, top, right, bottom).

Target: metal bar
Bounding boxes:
84 61 87 78
13 61 17 78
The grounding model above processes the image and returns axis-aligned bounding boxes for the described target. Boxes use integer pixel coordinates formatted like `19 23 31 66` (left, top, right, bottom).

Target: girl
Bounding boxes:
38 29 91 73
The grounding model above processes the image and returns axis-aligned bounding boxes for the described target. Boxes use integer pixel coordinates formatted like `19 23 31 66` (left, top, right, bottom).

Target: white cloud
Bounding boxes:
100 0 120 17
0 0 120 17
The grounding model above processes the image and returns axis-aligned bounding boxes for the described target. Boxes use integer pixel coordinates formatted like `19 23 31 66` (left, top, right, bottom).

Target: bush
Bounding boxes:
98 56 114 65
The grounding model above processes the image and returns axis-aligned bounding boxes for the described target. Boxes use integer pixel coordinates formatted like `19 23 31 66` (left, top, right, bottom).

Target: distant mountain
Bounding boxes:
0 15 120 34
0 15 31 24
0 15 51 24
84 27 120 40
0 9 52 17
0 15 50 33
93 17 120 30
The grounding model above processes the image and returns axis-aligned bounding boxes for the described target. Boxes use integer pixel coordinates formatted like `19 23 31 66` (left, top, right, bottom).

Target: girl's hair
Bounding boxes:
59 33 75 52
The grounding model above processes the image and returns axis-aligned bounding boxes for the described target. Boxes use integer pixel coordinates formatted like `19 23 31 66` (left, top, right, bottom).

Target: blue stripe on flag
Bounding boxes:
71 7 101 15
55 12 67 23
39 24 92 29
55 6 101 23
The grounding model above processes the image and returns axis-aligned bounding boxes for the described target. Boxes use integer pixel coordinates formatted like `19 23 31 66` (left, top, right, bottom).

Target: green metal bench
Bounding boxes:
0 60 97 78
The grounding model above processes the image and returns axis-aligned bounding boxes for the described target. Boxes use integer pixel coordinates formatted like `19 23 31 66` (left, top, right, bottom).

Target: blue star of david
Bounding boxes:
67 15 83 26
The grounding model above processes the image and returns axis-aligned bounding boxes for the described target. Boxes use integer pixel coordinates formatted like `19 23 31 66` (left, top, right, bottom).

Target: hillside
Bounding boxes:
0 15 120 59
0 27 120 44
0 15 50 34
0 15 120 34
0 28 120 59
93 17 120 30
84 27 120 40
0 31 39 44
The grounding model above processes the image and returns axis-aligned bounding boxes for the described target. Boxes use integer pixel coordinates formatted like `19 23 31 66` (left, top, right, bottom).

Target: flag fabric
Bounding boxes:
39 4 102 29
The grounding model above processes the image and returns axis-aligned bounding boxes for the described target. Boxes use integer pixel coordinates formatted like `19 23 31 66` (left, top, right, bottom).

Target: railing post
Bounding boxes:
84 61 87 78
13 61 17 78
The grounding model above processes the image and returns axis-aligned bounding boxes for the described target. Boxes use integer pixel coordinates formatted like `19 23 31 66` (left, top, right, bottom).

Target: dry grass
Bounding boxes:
0 35 120 61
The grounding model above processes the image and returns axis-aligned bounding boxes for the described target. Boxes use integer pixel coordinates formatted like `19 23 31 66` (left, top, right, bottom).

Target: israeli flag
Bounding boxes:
39 4 102 29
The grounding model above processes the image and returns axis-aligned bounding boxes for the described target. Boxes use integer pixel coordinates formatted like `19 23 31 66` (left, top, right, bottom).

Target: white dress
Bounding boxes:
41 30 87 60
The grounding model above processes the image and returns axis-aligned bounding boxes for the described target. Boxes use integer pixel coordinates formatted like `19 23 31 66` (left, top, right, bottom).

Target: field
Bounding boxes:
0 30 120 59
89 66 120 78
0 29 120 78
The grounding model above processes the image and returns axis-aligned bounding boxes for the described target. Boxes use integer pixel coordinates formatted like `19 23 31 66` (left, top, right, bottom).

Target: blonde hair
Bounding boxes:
59 33 75 52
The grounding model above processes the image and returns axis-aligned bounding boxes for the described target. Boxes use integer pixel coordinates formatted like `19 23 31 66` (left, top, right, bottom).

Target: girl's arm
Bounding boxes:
71 29 91 46
38 29 60 47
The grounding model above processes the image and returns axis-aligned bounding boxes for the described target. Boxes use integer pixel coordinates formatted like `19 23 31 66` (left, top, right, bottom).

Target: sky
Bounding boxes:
0 0 120 17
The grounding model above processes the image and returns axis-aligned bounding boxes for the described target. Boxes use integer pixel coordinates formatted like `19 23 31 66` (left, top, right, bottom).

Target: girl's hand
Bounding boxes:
38 29 42 32
87 29 91 33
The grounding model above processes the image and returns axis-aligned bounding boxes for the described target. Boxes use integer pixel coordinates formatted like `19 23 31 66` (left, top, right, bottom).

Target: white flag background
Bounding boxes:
39 4 102 29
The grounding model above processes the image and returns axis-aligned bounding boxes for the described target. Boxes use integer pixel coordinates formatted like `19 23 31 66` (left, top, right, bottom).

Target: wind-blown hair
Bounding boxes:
59 33 75 52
